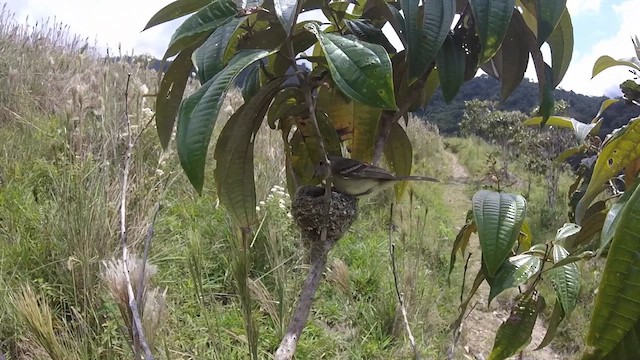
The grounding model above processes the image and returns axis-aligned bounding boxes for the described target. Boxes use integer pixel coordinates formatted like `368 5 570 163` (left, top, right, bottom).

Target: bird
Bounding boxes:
313 155 439 197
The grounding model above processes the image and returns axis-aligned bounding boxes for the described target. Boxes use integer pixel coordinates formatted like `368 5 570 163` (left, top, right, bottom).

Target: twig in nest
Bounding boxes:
120 73 154 360
388 205 420 360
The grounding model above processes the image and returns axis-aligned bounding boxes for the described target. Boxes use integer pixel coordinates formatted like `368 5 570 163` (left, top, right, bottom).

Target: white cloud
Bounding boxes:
558 0 638 96
567 0 602 16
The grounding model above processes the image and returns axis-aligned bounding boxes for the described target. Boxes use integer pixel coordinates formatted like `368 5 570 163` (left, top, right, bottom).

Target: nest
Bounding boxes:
292 185 358 246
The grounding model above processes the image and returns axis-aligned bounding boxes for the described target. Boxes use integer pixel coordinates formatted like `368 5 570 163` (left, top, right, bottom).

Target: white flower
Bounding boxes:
286 213 292 219
139 84 149 95
155 169 165 177
259 201 266 206
256 206 261 212
278 203 286 210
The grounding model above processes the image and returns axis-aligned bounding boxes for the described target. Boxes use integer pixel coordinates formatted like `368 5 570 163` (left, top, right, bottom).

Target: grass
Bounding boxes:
0 4 590 359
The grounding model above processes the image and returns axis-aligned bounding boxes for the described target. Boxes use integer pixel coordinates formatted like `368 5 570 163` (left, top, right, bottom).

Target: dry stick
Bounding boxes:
120 73 154 360
388 205 420 359
275 9 333 358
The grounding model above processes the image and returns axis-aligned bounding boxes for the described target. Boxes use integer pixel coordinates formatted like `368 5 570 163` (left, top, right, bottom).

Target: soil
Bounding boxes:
444 151 562 360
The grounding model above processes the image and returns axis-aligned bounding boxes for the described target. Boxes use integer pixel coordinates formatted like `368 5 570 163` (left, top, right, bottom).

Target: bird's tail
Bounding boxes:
396 175 440 182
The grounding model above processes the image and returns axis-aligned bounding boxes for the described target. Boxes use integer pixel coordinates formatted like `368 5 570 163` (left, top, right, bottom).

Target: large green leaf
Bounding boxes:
213 78 284 228
523 116 598 142
274 0 298 35
344 19 396 54
600 180 640 253
177 49 274 193
194 17 242 83
535 0 567 45
473 190 527 276
547 9 572 87
489 292 542 360
592 55 640 78
587 183 640 355
549 244 581 316
156 46 198 149
488 254 542 303
307 23 397 110
435 34 465 103
481 10 529 100
401 0 455 83
383 122 412 199
164 0 238 58
144 0 211 30
469 0 516 64
575 117 640 223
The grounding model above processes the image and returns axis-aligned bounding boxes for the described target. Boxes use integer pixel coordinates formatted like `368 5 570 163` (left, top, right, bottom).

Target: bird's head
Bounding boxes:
312 158 331 180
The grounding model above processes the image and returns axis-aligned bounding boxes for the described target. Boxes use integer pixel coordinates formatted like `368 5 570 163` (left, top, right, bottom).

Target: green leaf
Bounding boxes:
402 0 455 83
575 117 640 223
523 116 597 142
473 189 527 276
384 122 412 199
177 49 274 193
481 10 529 101
535 300 565 350
274 0 298 35
535 0 567 45
436 34 465 103
144 0 211 31
306 23 397 110
469 0 516 64
344 19 396 54
555 144 587 164
241 64 261 102
592 55 640 78
547 9 573 87
156 46 197 149
165 0 238 58
587 183 640 355
600 181 640 252
488 254 542 303
489 292 542 360
213 78 284 228
549 244 581 316
194 17 242 83
554 223 581 243
317 86 382 163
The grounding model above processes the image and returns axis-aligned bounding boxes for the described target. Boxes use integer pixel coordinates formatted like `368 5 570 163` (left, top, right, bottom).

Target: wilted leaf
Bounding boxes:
449 220 477 280
535 300 565 350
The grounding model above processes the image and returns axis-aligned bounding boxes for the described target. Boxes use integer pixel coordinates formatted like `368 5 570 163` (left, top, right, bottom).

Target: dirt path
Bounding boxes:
444 151 561 360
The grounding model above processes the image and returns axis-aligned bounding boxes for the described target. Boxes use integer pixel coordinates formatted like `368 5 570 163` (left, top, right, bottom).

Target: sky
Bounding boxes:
5 0 638 97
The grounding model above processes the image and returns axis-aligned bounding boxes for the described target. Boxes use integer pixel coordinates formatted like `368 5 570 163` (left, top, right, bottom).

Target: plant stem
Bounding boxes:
120 73 154 360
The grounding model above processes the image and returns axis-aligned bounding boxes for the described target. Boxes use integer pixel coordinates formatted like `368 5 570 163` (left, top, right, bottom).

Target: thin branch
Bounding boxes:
120 73 154 360
388 205 420 359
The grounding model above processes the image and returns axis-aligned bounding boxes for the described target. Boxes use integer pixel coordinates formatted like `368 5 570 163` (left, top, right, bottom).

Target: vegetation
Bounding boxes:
2 0 640 359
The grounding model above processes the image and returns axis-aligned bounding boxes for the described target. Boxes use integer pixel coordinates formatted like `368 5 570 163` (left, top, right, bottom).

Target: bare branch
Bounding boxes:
120 73 154 360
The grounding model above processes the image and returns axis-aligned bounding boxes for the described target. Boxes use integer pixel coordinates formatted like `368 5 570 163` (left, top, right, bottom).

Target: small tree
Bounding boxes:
145 0 574 358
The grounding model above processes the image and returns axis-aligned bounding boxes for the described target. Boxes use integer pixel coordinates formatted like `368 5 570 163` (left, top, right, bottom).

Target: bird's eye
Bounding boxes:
318 160 326 166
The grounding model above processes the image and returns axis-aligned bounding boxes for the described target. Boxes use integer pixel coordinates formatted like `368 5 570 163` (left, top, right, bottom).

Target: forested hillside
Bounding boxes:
417 75 640 135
